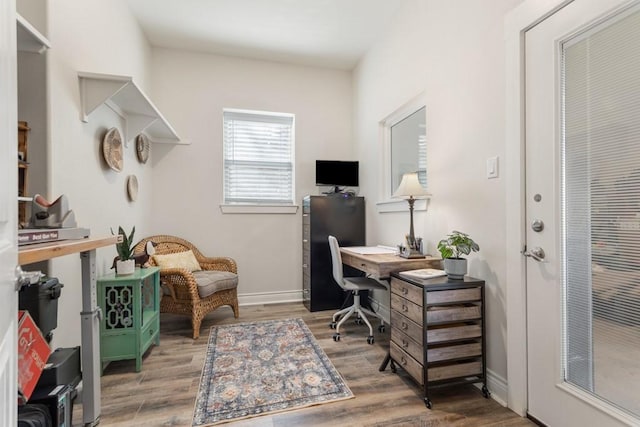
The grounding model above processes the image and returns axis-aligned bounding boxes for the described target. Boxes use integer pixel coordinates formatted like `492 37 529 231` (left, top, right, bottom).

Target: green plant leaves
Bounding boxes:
111 225 135 260
437 230 479 259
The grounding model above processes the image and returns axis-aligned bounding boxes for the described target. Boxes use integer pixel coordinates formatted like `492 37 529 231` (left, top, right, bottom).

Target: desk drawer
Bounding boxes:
341 252 379 277
428 361 482 382
427 323 482 344
391 277 422 305
427 342 482 363
391 327 423 364
390 341 423 386
390 310 422 344
391 293 423 325
426 304 481 324
426 288 480 304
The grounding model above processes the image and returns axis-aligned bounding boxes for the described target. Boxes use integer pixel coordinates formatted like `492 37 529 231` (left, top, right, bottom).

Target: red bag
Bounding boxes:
18 310 51 403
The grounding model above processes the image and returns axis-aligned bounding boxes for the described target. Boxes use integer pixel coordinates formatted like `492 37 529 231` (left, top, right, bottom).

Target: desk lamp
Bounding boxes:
393 172 431 258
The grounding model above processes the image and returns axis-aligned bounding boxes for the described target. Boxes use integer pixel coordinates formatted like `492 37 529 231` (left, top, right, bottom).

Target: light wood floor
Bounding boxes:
74 303 535 426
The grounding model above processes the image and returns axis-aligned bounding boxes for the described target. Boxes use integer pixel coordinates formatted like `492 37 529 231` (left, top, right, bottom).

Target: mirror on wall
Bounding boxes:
378 94 428 212
390 106 426 194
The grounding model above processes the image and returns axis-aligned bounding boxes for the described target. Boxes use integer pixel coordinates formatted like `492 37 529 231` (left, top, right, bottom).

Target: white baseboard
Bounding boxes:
474 368 508 407
238 290 302 306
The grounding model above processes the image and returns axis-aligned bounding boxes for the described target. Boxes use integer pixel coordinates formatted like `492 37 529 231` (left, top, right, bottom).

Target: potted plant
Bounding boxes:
437 230 480 279
112 226 136 275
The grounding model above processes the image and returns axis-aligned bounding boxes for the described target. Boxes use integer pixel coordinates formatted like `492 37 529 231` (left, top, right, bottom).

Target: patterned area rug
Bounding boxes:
192 318 353 426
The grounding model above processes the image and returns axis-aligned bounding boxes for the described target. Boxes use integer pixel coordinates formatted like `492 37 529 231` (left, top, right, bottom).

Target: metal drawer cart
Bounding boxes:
97 267 160 372
382 273 488 408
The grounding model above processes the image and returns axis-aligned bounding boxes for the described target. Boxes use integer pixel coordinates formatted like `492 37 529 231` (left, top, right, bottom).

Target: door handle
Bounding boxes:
522 247 545 262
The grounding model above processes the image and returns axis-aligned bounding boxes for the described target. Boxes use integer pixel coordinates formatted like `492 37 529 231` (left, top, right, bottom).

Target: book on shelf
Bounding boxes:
399 268 447 280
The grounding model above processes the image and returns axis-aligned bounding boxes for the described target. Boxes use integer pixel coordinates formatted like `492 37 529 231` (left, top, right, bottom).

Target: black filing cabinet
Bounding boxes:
302 195 365 311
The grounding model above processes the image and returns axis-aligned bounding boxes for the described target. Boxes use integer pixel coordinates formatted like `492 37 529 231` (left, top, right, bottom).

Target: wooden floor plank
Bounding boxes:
72 303 534 426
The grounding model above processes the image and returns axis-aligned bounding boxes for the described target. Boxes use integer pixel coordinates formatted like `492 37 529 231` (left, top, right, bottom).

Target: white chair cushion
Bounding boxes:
192 270 238 298
343 276 388 292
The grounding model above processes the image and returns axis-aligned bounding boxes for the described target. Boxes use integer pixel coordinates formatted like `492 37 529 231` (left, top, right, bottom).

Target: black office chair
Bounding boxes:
328 235 387 344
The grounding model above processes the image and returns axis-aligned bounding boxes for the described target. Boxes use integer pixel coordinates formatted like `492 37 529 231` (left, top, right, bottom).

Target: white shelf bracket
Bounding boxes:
125 114 157 147
80 77 128 123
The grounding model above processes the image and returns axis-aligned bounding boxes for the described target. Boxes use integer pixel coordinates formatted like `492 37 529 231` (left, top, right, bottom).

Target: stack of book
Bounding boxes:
399 268 447 280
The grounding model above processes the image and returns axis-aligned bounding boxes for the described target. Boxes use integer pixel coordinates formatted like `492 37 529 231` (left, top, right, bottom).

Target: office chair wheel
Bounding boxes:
355 317 363 325
425 398 432 409
333 333 341 342
367 335 375 345
329 322 337 329
378 324 385 333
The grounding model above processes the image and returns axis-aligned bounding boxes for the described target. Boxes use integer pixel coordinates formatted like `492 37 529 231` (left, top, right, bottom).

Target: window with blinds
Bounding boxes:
223 109 295 205
562 4 640 418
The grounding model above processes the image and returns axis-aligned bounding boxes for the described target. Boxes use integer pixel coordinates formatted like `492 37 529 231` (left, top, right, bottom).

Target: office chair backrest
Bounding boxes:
328 235 345 288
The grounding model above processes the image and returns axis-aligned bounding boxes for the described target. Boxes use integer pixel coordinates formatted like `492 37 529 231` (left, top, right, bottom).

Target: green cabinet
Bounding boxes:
97 267 160 372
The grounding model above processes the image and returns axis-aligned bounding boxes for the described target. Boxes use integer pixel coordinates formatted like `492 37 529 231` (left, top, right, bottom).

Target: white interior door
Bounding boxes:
526 0 640 425
0 0 18 425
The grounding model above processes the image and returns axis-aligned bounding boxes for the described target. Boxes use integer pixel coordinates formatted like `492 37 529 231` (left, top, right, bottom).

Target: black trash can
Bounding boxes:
19 277 63 342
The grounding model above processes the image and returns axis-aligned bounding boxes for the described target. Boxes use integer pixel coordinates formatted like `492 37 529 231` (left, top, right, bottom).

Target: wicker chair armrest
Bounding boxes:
159 268 201 301
199 257 237 274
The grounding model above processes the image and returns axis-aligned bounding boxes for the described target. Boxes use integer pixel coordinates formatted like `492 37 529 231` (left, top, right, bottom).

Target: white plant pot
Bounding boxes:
115 259 135 276
444 258 467 280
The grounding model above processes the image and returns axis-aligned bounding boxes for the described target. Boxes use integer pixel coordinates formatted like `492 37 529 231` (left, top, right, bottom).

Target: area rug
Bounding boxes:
192 318 353 426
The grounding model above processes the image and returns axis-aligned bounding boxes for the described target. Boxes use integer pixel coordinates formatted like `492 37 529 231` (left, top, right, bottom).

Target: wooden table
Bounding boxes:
340 248 441 279
19 236 118 427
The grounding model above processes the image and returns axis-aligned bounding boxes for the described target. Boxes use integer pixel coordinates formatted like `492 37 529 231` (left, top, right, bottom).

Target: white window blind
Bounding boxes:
562 4 640 417
223 109 294 205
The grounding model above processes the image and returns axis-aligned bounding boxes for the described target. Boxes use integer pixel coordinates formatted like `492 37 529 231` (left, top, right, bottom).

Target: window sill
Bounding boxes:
376 198 429 213
220 204 299 214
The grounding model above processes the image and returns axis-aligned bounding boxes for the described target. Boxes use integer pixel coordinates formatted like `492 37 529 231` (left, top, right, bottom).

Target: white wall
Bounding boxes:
353 0 524 402
148 49 352 303
42 0 153 349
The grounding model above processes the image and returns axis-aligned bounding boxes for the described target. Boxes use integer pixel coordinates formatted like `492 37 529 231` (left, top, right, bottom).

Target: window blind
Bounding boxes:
562 4 640 417
223 110 294 205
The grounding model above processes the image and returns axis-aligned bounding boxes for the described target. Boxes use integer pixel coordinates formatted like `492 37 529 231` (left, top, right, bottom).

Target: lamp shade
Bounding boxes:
392 172 431 198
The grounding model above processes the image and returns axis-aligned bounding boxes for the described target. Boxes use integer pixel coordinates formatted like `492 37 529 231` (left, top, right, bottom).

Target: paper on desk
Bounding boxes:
343 246 398 255
399 268 447 279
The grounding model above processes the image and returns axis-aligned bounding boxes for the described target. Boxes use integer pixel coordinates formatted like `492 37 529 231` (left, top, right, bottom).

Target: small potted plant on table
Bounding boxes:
112 226 136 275
437 230 480 279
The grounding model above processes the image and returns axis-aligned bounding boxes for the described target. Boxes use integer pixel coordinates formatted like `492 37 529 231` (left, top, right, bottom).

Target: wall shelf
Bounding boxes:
78 72 187 145
17 13 50 53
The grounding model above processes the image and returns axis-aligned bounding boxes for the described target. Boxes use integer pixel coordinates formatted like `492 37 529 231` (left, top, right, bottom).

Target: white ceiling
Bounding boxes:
125 0 407 70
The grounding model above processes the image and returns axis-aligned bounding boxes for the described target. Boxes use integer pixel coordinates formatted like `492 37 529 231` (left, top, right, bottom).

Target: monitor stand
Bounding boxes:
322 186 343 195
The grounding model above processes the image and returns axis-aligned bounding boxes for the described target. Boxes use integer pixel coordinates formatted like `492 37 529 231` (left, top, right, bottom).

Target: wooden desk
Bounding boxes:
19 236 118 427
340 248 441 279
340 247 442 378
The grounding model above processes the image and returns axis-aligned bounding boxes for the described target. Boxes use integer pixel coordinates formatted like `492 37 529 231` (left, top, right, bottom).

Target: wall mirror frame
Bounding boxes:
377 93 428 213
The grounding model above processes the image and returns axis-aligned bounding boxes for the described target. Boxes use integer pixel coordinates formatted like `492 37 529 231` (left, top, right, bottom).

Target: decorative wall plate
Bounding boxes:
127 175 138 202
102 127 123 172
136 133 150 164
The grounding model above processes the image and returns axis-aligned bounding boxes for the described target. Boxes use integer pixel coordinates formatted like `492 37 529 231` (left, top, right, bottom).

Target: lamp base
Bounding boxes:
399 247 425 259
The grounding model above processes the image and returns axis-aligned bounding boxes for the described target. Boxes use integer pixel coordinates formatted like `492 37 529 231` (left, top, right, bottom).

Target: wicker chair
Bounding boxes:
133 235 239 339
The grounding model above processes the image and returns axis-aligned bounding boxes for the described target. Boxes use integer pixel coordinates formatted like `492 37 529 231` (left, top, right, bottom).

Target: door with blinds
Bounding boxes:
525 0 640 425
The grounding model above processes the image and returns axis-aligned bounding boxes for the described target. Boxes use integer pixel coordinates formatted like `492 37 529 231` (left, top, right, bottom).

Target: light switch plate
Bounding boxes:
487 156 499 179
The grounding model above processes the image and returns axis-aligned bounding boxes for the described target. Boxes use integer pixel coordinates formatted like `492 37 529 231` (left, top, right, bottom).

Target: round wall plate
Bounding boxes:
136 133 150 164
103 127 123 172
